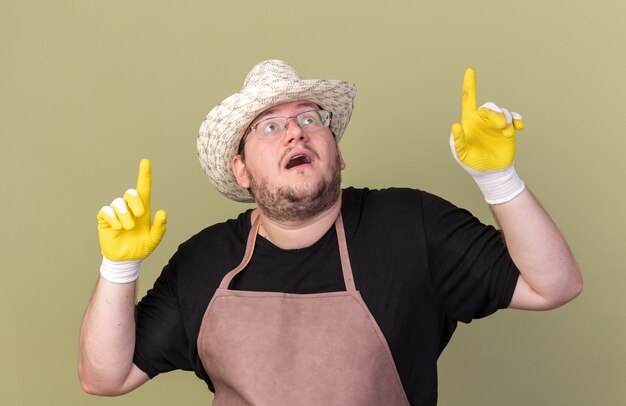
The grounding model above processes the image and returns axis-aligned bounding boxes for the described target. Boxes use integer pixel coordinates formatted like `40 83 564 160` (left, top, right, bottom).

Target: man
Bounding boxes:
78 60 582 405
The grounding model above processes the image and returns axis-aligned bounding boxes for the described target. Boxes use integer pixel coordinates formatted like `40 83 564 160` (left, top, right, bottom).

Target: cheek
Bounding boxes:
325 142 344 166
244 145 278 175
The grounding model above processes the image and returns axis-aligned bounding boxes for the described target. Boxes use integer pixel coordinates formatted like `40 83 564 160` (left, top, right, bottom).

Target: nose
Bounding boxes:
282 117 307 145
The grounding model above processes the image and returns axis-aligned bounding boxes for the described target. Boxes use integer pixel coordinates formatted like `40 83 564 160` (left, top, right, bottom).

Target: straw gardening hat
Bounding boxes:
197 59 357 202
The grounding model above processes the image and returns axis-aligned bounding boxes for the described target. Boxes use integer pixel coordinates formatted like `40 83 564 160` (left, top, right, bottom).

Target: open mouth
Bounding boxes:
285 154 312 169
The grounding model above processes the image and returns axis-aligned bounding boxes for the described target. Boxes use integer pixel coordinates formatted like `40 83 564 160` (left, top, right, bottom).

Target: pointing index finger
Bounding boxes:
461 67 478 120
136 158 152 203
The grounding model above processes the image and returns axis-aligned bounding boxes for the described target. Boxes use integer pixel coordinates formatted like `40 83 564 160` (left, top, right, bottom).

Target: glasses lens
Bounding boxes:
319 110 331 127
297 110 331 129
255 118 286 138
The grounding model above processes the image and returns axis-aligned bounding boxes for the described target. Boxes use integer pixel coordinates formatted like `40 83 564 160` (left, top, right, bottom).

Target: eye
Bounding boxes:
259 120 281 133
298 112 321 127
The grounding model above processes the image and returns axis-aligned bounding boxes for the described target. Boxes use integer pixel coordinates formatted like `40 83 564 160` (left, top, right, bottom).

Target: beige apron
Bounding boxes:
197 213 410 405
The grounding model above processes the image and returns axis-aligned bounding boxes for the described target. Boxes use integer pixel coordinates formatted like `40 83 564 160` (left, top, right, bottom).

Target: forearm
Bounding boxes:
78 276 143 395
491 188 582 310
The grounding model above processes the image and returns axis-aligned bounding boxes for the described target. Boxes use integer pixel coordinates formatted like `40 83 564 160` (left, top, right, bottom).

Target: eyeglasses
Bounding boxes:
250 110 332 138
238 109 332 154
251 108 332 136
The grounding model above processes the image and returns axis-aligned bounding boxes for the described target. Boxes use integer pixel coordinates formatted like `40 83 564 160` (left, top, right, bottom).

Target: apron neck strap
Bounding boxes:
219 211 262 289
335 212 356 291
219 210 357 292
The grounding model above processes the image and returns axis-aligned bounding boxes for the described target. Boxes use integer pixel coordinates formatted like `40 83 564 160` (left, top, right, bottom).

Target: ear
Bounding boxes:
336 143 346 170
232 154 250 188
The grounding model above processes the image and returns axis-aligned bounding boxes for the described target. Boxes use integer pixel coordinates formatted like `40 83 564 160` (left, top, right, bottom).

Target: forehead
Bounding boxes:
254 100 319 122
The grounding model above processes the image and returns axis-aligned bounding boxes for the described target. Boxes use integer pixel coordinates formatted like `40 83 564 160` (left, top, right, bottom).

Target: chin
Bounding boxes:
247 157 342 221
289 180 323 196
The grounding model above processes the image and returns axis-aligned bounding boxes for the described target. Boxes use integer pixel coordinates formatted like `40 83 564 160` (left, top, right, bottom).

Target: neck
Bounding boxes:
252 196 342 250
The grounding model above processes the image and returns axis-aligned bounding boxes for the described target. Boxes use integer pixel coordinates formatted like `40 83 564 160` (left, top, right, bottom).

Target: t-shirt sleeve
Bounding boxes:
420 191 520 323
133 250 192 378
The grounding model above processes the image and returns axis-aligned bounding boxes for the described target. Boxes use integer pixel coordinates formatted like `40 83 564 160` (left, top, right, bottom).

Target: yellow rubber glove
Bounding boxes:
450 68 526 204
97 159 167 283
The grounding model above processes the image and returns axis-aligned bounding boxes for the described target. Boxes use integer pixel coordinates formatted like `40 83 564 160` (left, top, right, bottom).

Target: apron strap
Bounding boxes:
335 213 357 292
219 210 357 292
218 211 261 289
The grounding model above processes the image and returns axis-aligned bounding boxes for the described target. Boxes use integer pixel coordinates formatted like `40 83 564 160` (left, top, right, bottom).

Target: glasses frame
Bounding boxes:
238 109 332 154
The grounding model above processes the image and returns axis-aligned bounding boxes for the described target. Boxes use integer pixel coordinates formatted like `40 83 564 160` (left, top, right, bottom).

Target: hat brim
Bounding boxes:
197 79 356 202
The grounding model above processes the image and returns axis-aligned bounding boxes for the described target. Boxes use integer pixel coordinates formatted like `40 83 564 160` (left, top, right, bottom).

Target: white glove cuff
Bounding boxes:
449 134 525 204
466 165 525 204
100 257 142 284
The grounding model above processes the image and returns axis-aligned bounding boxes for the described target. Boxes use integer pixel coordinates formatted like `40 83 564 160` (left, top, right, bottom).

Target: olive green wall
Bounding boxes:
2 0 623 404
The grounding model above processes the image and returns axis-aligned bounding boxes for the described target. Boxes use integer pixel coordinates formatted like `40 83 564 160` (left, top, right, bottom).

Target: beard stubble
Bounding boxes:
247 155 342 222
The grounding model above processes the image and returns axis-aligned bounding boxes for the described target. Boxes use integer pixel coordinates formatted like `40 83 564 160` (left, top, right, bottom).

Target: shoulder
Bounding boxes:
341 186 456 206
340 187 475 245
340 187 427 243
342 186 420 209
177 210 251 255
341 186 458 219
167 210 252 285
